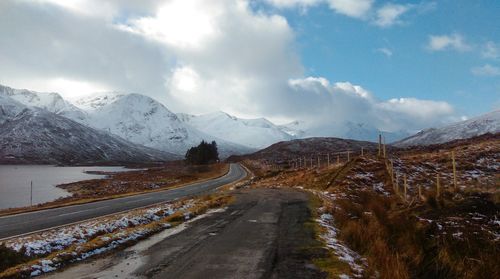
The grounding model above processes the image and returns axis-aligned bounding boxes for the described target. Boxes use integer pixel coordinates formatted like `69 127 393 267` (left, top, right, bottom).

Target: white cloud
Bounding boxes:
373 3 412 27
376 47 393 57
286 77 457 133
116 0 221 49
267 0 435 25
471 64 500 77
168 66 200 92
0 1 172 100
0 0 459 135
377 98 454 121
265 0 373 19
326 0 374 19
482 41 500 59
264 0 321 9
427 33 472 52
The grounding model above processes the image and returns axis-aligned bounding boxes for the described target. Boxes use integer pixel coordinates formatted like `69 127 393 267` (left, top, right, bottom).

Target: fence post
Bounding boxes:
451 150 457 190
30 180 33 207
378 134 382 157
395 173 399 195
327 153 330 167
383 136 387 158
390 160 395 186
403 174 408 201
347 151 351 162
436 173 441 198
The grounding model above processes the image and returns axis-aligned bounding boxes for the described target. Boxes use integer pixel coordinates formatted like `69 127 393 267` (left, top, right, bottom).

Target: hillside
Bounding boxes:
178 111 294 149
74 93 253 158
0 99 178 164
229 137 380 162
394 110 500 147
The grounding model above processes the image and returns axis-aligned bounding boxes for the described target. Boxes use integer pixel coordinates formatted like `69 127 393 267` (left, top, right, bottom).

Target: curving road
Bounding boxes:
0 163 247 240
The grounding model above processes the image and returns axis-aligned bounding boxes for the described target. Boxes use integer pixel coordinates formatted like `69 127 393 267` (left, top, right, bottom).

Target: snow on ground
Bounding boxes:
316 213 367 278
5 202 187 256
1 198 224 277
372 182 390 196
300 187 367 278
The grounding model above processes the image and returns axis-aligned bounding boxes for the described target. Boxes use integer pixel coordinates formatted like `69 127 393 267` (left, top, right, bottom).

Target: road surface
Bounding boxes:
46 188 327 279
0 163 246 240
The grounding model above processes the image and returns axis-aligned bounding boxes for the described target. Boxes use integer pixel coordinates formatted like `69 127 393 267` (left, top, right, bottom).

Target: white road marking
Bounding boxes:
58 206 111 217
0 164 247 242
125 197 154 204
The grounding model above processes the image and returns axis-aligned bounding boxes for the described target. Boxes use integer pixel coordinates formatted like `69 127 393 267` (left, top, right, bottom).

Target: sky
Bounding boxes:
0 0 499 134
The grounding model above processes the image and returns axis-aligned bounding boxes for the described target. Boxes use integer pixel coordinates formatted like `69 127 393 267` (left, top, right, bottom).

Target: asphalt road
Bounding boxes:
46 188 327 279
0 163 247 240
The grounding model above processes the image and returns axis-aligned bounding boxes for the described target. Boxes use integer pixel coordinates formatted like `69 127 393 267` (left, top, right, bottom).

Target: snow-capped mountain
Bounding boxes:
342 122 408 143
394 110 500 147
74 92 125 110
0 84 87 122
280 120 408 143
0 96 178 164
0 83 422 162
0 95 26 125
178 111 294 149
277 120 307 138
179 111 410 147
73 93 253 157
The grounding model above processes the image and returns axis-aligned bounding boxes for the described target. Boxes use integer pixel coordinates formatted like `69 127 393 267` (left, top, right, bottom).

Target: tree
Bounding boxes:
185 140 219 165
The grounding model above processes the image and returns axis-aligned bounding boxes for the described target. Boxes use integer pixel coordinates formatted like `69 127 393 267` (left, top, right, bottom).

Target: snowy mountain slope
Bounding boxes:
0 84 88 122
0 101 179 164
0 95 26 125
73 94 253 157
178 111 294 149
279 119 408 143
278 120 307 138
73 92 125 110
342 122 408 143
394 110 500 147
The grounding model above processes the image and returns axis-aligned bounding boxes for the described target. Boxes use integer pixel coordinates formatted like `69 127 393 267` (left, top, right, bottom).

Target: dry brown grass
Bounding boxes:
244 135 499 279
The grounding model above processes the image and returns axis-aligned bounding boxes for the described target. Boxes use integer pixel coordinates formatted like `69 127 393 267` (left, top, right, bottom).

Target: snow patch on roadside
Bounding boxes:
1 198 229 277
5 202 188 256
316 213 367 278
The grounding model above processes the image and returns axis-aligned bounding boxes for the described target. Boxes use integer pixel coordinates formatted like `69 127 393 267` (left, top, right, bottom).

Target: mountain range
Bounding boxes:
0 84 498 164
393 110 500 147
71 92 253 157
177 111 294 149
0 94 177 164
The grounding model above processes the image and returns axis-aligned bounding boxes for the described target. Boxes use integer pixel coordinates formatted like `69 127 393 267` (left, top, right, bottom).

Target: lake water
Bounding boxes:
0 165 137 210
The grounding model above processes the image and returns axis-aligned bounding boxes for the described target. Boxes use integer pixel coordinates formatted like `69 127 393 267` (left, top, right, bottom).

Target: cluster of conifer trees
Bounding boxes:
185 140 219 164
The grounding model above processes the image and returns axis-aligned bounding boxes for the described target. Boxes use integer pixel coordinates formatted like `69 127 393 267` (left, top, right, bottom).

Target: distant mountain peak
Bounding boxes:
179 111 293 149
73 91 126 110
0 84 87 121
394 110 500 147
